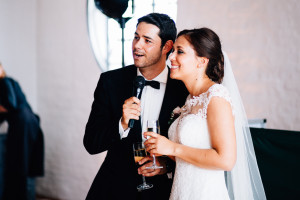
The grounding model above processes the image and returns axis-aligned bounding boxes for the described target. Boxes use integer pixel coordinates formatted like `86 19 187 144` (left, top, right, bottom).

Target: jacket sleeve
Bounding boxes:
0 78 17 110
83 73 121 154
0 78 28 111
11 79 29 109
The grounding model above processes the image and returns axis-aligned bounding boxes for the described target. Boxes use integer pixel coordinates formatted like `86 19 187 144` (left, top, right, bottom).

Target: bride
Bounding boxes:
144 28 266 199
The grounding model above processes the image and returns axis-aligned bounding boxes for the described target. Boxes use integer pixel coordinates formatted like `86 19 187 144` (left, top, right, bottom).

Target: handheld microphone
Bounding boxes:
128 76 145 128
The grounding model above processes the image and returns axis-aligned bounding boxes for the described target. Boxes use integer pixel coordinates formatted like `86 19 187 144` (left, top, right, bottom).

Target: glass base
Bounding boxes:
137 183 153 191
146 165 163 169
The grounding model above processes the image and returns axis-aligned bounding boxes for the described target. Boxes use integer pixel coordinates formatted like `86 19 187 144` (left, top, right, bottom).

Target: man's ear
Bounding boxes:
162 40 174 55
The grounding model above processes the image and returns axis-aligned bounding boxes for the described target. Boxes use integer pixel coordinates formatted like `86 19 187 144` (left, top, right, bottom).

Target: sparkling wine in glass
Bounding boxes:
133 142 153 191
146 120 163 169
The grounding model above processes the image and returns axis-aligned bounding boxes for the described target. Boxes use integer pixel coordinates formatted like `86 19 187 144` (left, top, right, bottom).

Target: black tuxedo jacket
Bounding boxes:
84 65 188 200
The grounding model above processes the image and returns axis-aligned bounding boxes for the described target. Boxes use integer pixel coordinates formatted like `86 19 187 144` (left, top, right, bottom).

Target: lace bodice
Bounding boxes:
180 84 233 120
168 84 232 200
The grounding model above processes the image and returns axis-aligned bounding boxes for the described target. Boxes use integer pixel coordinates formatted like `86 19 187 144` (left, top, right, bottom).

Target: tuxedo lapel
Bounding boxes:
119 65 137 100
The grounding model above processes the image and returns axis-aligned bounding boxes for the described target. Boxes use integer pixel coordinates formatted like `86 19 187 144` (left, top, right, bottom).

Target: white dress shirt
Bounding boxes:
119 66 168 141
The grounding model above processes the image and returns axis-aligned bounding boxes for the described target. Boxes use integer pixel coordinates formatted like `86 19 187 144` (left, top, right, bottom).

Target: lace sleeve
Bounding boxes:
186 84 234 119
206 84 234 116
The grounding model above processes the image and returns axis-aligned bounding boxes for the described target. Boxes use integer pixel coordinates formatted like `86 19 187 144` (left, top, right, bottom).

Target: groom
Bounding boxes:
84 13 188 200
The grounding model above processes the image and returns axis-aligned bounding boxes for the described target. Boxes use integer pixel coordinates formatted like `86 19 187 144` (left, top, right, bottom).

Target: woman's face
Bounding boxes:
169 35 200 81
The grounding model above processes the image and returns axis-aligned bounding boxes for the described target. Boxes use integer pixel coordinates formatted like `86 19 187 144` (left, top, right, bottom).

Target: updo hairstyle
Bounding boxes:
177 28 224 83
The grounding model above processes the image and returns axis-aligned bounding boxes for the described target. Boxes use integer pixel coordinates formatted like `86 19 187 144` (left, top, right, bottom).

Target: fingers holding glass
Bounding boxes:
145 120 163 169
144 134 163 157
138 159 162 177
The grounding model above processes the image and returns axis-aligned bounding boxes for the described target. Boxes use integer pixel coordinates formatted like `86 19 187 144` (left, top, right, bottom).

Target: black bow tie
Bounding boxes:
145 80 160 89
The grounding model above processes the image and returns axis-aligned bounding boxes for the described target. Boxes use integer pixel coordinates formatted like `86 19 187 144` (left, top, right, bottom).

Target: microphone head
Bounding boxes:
134 76 145 89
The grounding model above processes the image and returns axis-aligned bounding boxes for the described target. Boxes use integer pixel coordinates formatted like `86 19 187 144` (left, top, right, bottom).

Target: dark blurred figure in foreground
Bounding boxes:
0 63 44 200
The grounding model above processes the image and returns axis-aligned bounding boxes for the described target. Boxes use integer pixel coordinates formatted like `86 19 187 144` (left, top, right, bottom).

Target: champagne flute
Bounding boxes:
133 142 153 191
146 120 163 169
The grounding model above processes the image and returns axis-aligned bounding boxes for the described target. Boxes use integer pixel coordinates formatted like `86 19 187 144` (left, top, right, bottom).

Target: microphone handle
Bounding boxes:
128 88 142 128
128 119 135 128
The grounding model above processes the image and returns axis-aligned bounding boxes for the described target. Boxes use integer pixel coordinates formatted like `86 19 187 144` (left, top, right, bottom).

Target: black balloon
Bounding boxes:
94 0 129 19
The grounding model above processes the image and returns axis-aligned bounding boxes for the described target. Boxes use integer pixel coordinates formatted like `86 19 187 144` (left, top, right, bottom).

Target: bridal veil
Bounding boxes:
222 52 266 200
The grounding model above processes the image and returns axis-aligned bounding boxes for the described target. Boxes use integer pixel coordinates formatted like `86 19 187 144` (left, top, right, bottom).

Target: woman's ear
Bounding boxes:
197 57 209 68
162 40 174 55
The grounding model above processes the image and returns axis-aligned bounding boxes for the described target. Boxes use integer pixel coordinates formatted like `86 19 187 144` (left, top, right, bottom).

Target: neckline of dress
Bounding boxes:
189 84 219 99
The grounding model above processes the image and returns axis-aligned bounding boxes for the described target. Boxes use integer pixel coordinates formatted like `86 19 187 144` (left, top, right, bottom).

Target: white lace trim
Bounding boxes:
178 84 233 122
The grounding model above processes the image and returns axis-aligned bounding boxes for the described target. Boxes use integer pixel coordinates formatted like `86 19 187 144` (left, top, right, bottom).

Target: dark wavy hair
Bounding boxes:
137 13 177 57
177 28 224 83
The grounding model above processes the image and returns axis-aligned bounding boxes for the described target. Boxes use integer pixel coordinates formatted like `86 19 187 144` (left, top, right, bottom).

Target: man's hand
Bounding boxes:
0 105 8 113
137 156 167 177
121 97 141 130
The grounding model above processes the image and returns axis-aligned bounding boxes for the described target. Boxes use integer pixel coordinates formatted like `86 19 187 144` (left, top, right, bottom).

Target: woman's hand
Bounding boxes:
144 132 175 156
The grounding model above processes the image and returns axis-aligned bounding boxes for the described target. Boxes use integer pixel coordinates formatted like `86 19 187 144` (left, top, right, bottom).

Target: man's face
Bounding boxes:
132 22 164 69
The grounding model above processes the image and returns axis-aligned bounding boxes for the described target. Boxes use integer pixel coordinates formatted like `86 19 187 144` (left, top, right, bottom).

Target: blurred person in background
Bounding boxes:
0 62 44 200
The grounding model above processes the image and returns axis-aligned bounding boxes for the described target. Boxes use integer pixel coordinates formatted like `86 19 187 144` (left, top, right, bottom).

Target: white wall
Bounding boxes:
0 0 37 111
177 0 300 131
0 0 299 200
35 0 104 199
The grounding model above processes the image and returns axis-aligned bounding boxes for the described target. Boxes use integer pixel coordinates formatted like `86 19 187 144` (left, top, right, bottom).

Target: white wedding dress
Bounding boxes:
168 84 232 200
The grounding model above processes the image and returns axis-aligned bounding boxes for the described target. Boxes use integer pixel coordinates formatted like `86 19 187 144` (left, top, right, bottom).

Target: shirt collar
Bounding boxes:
137 65 168 84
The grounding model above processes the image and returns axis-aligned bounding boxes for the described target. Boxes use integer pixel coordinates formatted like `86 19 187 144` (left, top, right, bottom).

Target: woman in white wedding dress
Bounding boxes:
144 28 266 200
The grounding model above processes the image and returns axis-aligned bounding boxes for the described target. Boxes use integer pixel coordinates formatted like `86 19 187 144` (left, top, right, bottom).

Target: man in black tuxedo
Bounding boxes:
84 13 188 200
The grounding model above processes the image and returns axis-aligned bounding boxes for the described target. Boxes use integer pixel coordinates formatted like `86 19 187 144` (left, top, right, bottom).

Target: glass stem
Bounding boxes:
152 155 156 166
142 175 147 185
